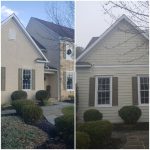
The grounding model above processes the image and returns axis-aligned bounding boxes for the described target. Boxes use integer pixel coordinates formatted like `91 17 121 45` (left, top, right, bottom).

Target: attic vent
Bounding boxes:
8 28 16 40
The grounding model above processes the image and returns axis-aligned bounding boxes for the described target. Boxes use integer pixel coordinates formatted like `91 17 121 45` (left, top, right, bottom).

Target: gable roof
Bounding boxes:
77 14 149 62
1 13 49 63
31 17 74 40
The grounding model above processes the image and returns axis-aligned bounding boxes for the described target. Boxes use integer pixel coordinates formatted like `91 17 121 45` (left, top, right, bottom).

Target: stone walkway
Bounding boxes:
41 102 74 125
122 131 149 149
1 109 16 115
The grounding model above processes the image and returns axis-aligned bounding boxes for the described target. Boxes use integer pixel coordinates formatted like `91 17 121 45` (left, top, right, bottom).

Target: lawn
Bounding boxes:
62 106 74 116
1 116 48 149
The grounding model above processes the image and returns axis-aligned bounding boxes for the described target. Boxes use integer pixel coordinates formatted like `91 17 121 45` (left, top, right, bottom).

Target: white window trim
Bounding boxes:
137 75 149 106
65 43 74 61
22 69 32 91
95 76 112 107
66 71 74 91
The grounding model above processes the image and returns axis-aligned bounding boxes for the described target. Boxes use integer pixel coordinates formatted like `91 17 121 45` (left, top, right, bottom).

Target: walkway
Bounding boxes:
41 102 74 125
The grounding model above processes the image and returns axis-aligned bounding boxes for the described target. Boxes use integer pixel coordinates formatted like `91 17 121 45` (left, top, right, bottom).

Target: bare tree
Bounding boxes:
102 1 149 30
45 1 74 29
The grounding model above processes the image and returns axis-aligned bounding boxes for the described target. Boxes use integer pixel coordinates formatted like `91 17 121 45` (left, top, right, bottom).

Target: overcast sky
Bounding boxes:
76 1 112 48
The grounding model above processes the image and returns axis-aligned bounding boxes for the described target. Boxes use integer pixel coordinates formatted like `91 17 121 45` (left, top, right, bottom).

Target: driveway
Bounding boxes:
41 102 74 125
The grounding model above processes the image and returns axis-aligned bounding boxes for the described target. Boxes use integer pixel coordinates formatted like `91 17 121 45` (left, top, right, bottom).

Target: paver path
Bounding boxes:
122 131 149 149
1 109 16 115
41 102 73 125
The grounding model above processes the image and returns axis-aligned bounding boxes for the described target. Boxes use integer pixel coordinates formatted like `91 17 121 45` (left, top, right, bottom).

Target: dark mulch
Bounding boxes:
62 99 74 103
113 122 149 131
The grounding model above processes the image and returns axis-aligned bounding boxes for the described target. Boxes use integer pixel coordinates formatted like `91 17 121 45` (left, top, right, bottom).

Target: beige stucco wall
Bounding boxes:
60 42 74 100
77 20 149 123
1 18 44 104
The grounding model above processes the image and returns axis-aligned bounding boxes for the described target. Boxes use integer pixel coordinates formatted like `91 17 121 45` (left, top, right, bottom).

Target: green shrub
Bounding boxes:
11 90 27 101
77 120 112 148
55 113 74 145
119 106 142 124
76 131 91 149
35 90 49 105
22 105 43 124
12 100 35 115
83 109 103 122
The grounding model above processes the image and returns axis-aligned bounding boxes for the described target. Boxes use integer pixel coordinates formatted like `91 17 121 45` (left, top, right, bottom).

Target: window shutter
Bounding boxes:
18 68 22 90
1 67 6 91
63 43 66 59
32 69 35 90
112 77 118 106
132 77 138 105
89 77 95 106
63 71 66 90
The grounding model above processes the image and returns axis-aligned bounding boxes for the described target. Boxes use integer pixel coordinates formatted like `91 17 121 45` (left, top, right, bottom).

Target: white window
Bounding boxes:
8 28 16 40
66 71 74 91
66 43 73 60
22 69 32 90
138 76 149 105
95 76 112 107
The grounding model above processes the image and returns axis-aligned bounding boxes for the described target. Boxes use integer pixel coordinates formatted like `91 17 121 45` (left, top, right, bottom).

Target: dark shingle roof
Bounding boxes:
85 37 99 49
31 36 46 50
32 17 74 40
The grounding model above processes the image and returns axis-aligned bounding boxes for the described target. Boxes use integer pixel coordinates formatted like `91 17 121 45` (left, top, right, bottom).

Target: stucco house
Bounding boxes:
26 18 75 101
1 14 49 104
76 15 149 123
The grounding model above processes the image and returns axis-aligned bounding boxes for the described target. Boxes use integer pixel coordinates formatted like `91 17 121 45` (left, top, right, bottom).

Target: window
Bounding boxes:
22 69 32 89
95 76 112 106
66 71 74 90
66 43 73 60
138 76 149 105
8 28 16 40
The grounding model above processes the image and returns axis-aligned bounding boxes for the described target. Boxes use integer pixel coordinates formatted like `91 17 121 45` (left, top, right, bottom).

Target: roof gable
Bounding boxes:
77 14 149 62
31 17 74 40
2 14 49 63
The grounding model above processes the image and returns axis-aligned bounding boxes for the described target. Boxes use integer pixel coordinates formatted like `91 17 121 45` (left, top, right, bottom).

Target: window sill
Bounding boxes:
138 104 149 107
95 104 112 107
66 89 74 92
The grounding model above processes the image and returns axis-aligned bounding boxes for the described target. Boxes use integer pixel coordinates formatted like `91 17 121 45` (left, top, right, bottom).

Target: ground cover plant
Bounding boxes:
1 116 48 149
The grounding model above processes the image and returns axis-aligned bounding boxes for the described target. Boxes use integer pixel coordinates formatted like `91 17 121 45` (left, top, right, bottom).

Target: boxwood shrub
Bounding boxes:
11 90 27 101
55 113 74 146
119 106 142 124
76 131 91 149
77 120 112 148
83 109 103 122
22 104 43 124
12 99 35 115
35 90 49 105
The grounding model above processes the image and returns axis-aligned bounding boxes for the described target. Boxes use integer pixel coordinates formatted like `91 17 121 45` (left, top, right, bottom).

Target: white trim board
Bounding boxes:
77 14 149 62
2 13 49 63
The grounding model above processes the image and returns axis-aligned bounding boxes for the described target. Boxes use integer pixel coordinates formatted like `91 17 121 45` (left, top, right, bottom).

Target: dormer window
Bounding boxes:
66 43 73 60
8 28 16 40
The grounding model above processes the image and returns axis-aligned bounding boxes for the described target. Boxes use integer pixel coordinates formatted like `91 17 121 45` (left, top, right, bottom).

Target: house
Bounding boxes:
76 15 149 123
1 14 49 104
26 18 75 101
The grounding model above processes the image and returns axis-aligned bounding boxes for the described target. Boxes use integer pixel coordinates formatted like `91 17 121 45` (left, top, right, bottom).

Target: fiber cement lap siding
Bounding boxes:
77 19 149 123
1 19 44 104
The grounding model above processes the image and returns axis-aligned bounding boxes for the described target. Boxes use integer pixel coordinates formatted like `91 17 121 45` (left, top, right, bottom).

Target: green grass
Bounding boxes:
1 116 48 149
62 106 74 116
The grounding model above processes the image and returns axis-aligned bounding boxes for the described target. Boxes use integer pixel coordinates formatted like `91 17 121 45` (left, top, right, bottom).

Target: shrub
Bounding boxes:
12 99 35 115
77 120 112 148
35 90 49 105
22 105 43 124
119 106 142 124
83 109 103 122
55 113 74 145
11 90 27 101
76 131 91 149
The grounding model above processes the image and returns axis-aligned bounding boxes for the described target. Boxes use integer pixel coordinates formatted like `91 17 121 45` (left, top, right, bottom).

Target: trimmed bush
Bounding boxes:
55 113 74 145
84 109 103 122
12 99 35 115
11 90 27 101
77 120 112 148
76 131 91 149
35 90 49 105
119 106 142 124
22 105 43 124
